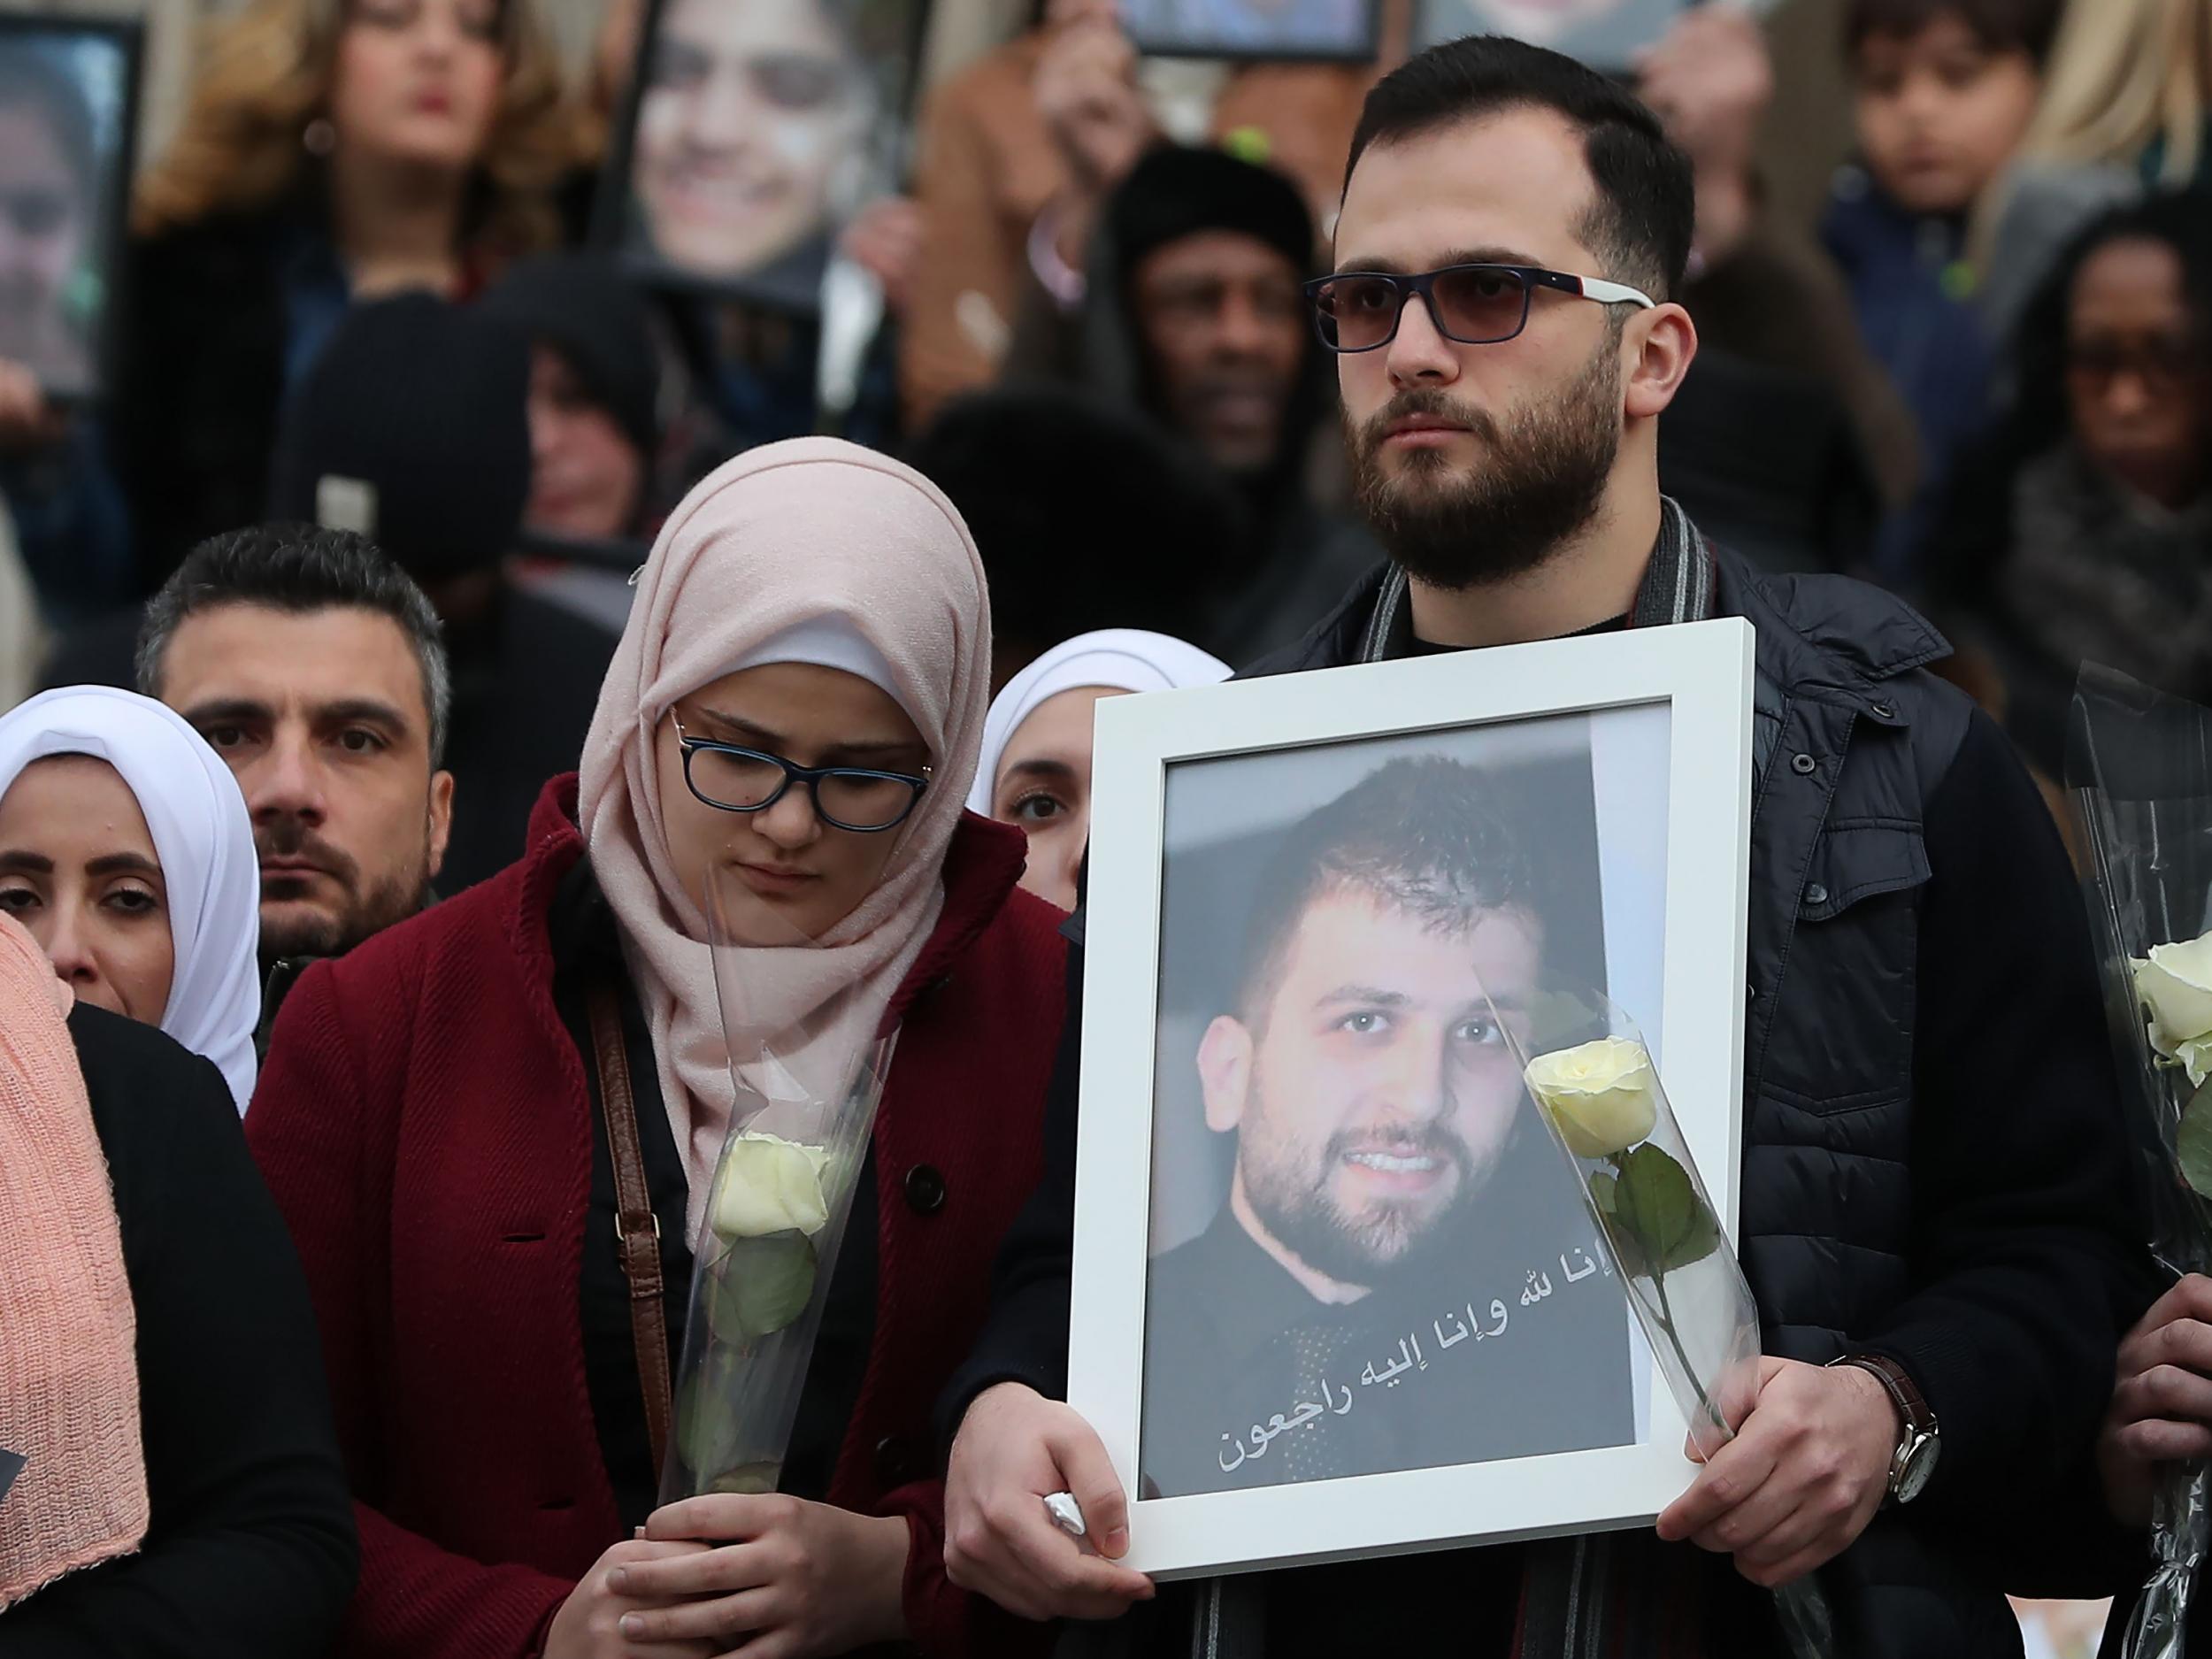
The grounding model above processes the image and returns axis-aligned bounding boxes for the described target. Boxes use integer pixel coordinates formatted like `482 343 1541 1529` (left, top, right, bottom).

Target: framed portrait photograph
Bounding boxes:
1409 0 1683 70
1067 618 1756 1578
0 12 142 403
1121 0 1380 65
595 0 928 311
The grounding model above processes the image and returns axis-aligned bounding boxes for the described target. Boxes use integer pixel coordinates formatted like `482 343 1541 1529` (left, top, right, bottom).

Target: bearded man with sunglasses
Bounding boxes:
940 33 2152 1658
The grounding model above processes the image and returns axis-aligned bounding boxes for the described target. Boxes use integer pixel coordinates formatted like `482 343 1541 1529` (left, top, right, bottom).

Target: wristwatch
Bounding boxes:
1830 1353 1939 1504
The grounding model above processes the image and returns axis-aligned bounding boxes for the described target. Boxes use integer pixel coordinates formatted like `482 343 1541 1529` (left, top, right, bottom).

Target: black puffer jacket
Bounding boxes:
949 540 2154 1658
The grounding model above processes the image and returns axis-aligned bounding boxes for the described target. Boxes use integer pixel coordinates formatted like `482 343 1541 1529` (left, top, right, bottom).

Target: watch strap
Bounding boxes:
1833 1352 1933 1439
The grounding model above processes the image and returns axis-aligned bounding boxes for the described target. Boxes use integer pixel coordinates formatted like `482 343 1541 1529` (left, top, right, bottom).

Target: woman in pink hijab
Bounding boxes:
247 440 1074 1659
0 910 355 1653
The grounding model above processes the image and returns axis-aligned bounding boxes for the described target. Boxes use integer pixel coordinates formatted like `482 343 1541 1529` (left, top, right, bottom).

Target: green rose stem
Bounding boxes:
1600 1150 1727 1448
1646 1261 1725 1446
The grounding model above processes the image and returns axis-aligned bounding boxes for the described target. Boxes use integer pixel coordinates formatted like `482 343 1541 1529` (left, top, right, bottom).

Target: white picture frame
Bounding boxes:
1067 617 1756 1579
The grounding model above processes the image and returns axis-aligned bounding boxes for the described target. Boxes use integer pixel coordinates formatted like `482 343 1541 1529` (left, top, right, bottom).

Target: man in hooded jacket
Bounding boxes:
1007 143 1378 667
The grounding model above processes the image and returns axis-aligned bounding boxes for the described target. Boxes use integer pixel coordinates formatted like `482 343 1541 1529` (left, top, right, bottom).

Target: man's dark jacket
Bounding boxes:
944 539 2154 1658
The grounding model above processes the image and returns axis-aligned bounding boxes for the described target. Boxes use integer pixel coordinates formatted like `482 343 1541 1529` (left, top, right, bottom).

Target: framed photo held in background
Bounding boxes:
1409 0 1684 69
1120 0 1380 65
0 12 142 403
1066 618 1757 1578
595 0 930 311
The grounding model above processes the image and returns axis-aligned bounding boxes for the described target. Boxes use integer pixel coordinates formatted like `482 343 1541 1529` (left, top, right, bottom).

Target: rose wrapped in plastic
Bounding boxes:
2070 663 2212 1659
1499 982 1830 1659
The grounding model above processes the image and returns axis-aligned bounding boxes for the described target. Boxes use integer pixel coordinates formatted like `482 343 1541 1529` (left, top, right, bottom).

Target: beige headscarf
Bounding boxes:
578 439 993 1238
0 913 148 1610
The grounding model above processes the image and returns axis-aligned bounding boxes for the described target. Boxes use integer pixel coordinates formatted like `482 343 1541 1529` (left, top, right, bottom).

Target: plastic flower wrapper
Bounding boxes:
1481 971 1832 1659
2069 664 2212 1659
660 863 900 1503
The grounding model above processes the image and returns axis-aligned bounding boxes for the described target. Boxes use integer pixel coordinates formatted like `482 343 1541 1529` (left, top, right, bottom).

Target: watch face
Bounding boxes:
1895 1435 1938 1504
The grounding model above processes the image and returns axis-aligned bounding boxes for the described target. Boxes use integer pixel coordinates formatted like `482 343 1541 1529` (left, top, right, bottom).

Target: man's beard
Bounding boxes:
257 817 432 964
1241 1114 1488 1291
1347 338 1622 589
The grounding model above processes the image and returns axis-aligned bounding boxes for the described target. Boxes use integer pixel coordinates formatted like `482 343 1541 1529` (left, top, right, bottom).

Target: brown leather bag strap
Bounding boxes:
588 983 672 1476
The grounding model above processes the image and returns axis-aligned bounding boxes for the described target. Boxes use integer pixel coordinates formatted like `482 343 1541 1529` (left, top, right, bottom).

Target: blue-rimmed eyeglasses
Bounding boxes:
1305 263 1655 354
672 713 931 833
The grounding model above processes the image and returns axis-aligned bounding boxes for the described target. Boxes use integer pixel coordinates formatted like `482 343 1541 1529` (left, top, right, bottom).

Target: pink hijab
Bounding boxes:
0 914 148 1609
578 439 992 1238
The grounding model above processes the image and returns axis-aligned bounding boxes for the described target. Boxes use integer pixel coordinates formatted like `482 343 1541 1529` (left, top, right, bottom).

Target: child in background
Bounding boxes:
1822 0 2061 584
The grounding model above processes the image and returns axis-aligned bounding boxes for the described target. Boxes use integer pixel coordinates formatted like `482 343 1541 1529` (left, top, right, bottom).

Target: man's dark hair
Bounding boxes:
1843 0 2063 67
1233 757 1542 1025
1343 35 1695 303
136 525 452 767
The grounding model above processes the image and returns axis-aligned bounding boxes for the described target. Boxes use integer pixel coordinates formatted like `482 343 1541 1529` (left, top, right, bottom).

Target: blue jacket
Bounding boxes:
1821 167 1997 584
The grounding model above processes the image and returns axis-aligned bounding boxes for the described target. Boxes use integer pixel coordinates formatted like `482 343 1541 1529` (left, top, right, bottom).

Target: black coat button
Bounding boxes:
1791 752 1817 775
874 1434 922 1486
903 1164 948 1215
1870 700 1896 721
1804 883 1830 907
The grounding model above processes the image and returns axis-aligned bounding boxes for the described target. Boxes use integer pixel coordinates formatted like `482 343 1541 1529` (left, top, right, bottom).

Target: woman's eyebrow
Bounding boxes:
85 853 163 879
999 757 1079 786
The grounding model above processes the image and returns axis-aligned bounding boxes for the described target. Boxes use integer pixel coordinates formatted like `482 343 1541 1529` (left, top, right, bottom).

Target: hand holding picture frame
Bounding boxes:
1066 618 1755 1578
0 12 142 403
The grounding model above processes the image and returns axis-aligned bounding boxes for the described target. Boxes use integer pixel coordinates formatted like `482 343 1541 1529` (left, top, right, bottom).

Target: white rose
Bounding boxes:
1524 1036 1660 1159
710 1132 833 1240
2137 935 2212 1085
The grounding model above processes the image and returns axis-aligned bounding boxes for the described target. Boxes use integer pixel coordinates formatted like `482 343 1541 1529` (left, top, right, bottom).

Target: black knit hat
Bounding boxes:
1105 144 1316 285
268 293 531 584
479 251 660 457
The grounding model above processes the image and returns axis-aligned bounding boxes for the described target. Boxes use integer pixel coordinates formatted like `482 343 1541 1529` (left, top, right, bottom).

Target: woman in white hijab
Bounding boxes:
969 629 1232 911
0 687 260 1111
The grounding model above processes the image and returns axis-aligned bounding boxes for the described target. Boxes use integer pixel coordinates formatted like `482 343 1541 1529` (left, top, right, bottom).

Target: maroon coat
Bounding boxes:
248 777 1068 1658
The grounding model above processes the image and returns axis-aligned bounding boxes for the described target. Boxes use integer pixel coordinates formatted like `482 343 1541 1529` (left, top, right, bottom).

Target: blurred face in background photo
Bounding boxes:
1198 887 1540 1300
2067 234 2212 513
987 686 1122 913
1851 10 2040 216
157 603 452 964
632 0 873 279
329 0 506 175
524 344 648 540
0 756 174 1022
1133 229 1309 479
0 61 95 387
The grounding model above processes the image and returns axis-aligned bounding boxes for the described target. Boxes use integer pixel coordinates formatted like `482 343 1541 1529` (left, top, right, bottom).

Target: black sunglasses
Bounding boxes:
1305 263 1655 354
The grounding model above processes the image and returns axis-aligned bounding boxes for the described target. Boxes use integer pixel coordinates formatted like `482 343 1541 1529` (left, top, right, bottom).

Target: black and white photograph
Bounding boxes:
603 0 924 309
1137 710 1668 1499
0 13 139 401
1409 0 1682 69
1118 0 1380 65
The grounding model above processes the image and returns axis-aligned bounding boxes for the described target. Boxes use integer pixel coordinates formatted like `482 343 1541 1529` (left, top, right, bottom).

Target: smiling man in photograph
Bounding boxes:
136 526 454 1037
1141 756 1632 1497
941 31 2150 1658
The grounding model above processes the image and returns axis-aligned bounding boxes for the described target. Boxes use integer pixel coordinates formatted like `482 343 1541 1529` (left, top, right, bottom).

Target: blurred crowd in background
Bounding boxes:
0 1 2206 1652
1 0 2207 885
